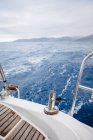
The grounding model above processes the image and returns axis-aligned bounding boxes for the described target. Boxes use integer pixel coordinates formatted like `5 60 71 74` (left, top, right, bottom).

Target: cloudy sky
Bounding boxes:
0 0 93 41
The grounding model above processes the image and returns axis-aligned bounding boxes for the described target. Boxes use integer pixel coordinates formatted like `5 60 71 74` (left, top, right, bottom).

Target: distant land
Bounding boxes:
14 37 73 42
15 35 93 42
75 35 93 42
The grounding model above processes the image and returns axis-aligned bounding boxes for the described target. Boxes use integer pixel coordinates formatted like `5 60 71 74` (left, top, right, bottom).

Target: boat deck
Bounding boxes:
0 104 45 140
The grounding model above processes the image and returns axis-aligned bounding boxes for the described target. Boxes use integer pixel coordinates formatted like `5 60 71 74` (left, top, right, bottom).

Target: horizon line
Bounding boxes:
0 34 93 43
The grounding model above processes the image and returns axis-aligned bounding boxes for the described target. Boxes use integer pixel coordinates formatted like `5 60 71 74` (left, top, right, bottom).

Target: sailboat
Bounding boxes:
0 52 93 140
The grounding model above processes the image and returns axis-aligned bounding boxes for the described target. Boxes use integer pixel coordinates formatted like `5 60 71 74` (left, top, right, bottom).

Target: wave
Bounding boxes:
28 56 46 65
74 102 84 114
5 65 31 76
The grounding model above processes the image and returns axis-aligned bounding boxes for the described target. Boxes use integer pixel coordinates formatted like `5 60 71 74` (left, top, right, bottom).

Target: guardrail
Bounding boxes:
70 52 93 116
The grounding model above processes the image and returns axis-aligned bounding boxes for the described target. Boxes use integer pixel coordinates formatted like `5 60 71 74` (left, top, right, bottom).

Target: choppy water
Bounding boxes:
0 40 93 127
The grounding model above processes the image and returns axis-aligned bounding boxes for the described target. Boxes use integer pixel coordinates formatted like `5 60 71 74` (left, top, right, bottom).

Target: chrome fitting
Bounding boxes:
44 90 59 115
0 89 9 99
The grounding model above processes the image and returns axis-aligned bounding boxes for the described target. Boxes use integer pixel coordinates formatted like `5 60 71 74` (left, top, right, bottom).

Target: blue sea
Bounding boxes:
0 40 93 127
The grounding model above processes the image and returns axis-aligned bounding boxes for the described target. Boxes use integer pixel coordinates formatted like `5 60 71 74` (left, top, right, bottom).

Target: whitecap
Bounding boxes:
28 57 44 64
5 65 31 76
74 102 84 114
28 54 50 65
89 99 93 103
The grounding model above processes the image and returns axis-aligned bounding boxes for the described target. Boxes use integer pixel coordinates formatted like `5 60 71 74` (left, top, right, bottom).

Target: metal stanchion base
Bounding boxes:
44 106 59 115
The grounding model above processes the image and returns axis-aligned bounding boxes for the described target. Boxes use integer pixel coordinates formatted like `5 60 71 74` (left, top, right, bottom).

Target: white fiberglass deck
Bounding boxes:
0 96 93 140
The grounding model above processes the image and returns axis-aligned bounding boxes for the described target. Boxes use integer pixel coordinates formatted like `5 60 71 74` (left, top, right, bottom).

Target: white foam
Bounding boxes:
58 75 72 108
89 99 93 103
5 65 31 76
74 102 84 114
60 75 72 97
27 53 52 65
60 65 67 75
28 56 45 64
60 69 66 75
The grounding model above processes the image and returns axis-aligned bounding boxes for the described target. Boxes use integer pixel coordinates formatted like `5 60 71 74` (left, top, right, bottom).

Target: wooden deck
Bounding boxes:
0 104 45 140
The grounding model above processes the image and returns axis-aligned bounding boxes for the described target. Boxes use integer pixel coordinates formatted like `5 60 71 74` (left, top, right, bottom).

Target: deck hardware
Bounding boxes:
0 89 9 99
44 90 59 115
7 85 20 98
0 64 20 99
70 52 93 116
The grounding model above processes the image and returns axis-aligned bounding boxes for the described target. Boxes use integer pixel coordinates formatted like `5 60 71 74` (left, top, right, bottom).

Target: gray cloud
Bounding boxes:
0 0 93 41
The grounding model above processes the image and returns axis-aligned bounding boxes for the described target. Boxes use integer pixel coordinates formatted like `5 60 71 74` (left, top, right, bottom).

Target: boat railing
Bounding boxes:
0 64 20 99
0 85 20 99
70 52 93 116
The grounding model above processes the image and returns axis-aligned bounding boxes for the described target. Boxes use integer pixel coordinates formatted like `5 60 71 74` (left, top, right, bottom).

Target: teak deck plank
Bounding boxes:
13 122 29 140
38 134 45 140
19 124 33 140
0 106 6 111
6 120 26 140
1 116 21 137
0 104 3 108
26 127 36 140
32 131 40 140
0 107 9 115
0 111 15 126
0 104 45 140
0 109 12 121
0 114 18 134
